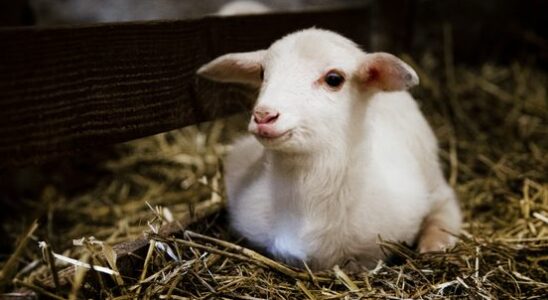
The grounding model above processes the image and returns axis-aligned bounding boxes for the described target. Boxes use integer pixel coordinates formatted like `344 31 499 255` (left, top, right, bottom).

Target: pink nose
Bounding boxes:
253 107 279 124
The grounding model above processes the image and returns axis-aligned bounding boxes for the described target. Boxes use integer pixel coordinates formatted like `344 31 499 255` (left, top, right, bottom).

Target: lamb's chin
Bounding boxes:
259 135 315 155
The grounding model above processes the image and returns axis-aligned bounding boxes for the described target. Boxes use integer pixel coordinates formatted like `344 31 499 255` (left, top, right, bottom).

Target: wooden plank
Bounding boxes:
0 7 370 167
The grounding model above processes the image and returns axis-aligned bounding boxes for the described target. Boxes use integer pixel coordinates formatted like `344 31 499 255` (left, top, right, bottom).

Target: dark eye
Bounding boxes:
324 71 345 88
260 66 264 81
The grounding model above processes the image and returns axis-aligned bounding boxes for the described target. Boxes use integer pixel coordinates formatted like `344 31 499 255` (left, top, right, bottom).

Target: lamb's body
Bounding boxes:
198 28 461 270
226 91 458 269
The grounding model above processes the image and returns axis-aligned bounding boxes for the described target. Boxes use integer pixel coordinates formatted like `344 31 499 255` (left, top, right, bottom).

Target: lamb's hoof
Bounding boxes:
418 228 456 253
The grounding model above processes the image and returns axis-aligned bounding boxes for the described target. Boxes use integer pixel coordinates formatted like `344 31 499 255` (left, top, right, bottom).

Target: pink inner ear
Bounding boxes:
365 67 380 85
364 60 401 91
360 54 415 91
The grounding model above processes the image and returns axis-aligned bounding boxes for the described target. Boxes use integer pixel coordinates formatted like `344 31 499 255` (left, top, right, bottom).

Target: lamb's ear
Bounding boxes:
356 52 419 91
197 50 266 86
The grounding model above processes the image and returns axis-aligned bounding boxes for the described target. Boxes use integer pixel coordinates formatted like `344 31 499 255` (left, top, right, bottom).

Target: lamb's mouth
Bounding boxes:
255 130 292 144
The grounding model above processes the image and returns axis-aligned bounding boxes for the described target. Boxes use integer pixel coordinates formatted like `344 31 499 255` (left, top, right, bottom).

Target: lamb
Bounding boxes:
197 28 462 271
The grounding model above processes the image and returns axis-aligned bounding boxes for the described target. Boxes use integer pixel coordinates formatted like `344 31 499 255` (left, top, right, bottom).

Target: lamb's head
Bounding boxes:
198 28 419 153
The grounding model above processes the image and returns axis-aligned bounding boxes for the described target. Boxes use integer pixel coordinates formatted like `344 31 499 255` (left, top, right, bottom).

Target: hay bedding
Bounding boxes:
0 54 546 299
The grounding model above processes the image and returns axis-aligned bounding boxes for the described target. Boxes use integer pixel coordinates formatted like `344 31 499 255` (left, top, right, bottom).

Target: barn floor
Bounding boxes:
1 53 546 299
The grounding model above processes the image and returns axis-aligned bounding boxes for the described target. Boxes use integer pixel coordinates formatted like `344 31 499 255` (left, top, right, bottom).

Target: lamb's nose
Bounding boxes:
253 107 279 124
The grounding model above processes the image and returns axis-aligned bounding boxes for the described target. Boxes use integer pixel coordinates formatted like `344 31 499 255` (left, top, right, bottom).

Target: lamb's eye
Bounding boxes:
260 66 265 81
324 71 345 88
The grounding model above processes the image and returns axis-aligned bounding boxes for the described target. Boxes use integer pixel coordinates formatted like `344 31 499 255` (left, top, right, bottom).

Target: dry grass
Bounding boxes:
0 54 546 299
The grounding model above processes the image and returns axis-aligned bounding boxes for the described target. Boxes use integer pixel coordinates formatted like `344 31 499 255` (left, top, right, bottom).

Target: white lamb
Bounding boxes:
197 28 461 271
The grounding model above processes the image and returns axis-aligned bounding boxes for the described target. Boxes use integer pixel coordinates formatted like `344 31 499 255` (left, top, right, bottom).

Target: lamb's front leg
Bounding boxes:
418 185 462 252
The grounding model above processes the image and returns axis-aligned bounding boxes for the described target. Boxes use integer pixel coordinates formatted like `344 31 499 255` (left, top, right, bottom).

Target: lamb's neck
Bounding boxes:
268 147 354 215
